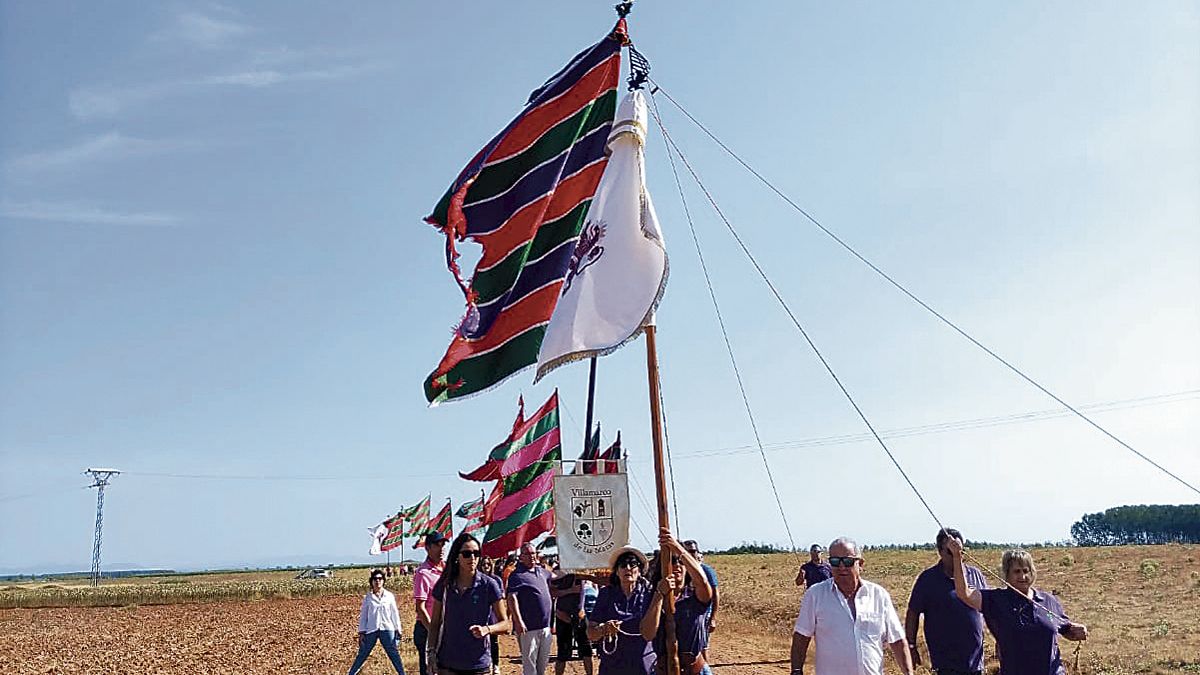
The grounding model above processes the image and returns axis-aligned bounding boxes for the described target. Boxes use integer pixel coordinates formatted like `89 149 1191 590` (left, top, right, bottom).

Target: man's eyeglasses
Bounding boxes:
459 550 481 559
827 556 860 568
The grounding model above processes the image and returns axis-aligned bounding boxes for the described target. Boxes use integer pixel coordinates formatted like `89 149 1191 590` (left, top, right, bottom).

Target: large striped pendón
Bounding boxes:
423 23 627 403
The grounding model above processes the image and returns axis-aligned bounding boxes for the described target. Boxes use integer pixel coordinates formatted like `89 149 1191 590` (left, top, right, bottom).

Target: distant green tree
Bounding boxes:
1071 504 1200 545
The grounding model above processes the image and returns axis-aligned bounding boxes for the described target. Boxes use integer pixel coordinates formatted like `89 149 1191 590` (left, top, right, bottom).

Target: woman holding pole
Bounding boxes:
587 546 655 675
641 529 712 675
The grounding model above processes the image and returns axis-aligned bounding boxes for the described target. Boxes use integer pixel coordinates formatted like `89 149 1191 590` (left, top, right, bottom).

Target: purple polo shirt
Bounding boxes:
908 563 988 672
800 561 832 587
592 580 655 675
980 587 1069 675
506 563 554 630
431 572 504 672
653 587 711 655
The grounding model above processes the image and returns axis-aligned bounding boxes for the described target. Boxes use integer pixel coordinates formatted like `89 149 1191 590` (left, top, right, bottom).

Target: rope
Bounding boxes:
650 92 1072 623
649 93 799 559
648 80 1200 499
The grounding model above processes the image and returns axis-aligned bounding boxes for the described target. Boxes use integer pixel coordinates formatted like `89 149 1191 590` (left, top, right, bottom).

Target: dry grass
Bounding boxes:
0 545 1197 673
709 544 1200 674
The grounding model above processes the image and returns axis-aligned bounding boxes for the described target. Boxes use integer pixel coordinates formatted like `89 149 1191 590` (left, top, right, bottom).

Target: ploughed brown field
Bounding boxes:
2 545 1197 674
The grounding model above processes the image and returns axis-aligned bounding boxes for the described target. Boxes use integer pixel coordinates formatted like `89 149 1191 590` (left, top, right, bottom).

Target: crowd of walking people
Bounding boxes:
348 527 1086 675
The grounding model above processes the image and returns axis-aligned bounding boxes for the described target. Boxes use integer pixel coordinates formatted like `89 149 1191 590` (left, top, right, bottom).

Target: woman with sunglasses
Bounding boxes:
587 545 655 675
945 538 1087 675
640 528 713 675
427 533 511 675
347 568 407 675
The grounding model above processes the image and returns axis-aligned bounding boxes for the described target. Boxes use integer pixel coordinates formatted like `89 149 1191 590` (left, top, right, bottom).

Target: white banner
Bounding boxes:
534 90 668 381
553 462 630 571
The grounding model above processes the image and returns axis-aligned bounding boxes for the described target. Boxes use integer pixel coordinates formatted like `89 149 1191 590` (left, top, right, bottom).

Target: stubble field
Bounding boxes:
1 545 1197 674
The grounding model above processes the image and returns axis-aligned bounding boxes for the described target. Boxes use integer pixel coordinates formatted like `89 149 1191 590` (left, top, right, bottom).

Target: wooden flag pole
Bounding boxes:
644 324 679 675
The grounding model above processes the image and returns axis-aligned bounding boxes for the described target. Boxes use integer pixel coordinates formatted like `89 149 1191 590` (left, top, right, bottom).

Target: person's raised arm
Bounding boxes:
641 576 673 640
660 528 711 603
945 537 982 611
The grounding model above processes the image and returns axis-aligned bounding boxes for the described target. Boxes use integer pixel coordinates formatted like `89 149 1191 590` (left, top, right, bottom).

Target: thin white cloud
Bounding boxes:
0 201 181 227
154 10 251 49
70 62 385 118
6 133 199 175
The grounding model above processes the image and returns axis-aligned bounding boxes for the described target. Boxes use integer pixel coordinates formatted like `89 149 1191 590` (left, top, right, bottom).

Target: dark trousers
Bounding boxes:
934 670 983 675
413 622 429 675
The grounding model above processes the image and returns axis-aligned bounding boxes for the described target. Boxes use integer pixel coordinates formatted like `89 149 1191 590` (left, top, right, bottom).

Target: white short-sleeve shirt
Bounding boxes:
793 578 904 675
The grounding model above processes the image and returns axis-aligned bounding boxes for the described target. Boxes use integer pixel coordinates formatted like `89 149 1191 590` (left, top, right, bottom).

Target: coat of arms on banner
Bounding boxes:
553 465 630 570
571 492 615 546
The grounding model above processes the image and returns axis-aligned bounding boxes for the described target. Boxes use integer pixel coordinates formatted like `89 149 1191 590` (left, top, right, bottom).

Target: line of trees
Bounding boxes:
1070 504 1200 545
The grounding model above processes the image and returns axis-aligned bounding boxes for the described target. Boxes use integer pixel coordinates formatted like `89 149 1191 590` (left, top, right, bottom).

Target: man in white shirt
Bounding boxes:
790 537 914 675
347 569 405 674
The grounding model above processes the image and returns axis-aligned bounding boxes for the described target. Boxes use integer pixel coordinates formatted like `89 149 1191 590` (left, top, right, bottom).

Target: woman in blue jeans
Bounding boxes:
348 568 407 674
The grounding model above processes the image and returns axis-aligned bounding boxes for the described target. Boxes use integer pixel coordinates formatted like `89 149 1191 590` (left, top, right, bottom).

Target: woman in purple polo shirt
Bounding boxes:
640 529 713 675
946 538 1088 675
427 533 511 675
587 545 655 675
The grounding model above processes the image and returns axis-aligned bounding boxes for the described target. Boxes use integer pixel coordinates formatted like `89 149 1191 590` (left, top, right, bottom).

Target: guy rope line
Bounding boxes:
648 79 1200 500
649 94 1076 628
650 92 800 560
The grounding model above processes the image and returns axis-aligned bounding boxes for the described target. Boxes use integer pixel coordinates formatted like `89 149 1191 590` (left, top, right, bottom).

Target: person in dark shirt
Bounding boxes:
641 528 714 675
587 546 655 675
905 528 988 674
480 556 505 675
550 564 599 675
946 538 1088 675
427 533 511 675
794 544 833 588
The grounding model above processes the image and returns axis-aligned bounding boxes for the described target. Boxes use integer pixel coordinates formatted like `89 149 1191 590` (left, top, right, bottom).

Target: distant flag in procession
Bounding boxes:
462 391 563 556
456 495 486 521
575 422 602 474
406 495 432 545
380 513 406 553
534 88 668 380
600 431 623 474
421 22 629 404
415 501 454 550
368 521 390 556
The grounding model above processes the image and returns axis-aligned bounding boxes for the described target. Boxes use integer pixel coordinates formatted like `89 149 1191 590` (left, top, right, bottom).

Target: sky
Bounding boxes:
1 2 1197 574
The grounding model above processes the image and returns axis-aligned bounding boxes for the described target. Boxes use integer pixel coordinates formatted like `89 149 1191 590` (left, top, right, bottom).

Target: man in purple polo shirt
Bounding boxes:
905 528 988 675
794 544 832 588
507 542 554 675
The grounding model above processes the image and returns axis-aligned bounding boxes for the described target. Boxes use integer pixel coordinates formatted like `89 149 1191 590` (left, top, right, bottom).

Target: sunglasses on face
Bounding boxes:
828 556 860 568
617 558 642 570
459 550 481 559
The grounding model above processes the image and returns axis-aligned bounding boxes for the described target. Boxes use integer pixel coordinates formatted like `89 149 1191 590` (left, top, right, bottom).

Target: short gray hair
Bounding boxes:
829 537 860 557
1001 549 1036 579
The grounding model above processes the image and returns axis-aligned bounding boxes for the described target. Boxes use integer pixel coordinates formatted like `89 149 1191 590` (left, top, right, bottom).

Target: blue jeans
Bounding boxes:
413 622 430 675
348 629 406 675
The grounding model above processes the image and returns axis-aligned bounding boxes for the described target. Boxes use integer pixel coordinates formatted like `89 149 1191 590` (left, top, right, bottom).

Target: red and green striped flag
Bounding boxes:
457 494 488 537
422 21 628 404
461 391 562 556
380 512 406 553
405 495 431 542
415 501 454 550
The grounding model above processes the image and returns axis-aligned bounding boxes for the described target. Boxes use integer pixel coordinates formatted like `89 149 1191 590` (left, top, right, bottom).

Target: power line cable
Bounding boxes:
649 80 1200 499
679 389 1200 459
652 93 1072 621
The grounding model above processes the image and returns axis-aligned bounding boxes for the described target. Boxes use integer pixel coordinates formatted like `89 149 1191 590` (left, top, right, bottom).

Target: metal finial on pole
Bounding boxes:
84 468 120 587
